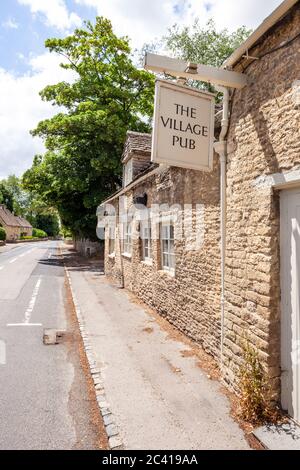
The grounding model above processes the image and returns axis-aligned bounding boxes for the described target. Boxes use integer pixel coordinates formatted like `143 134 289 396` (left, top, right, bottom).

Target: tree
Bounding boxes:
162 19 251 93
0 182 14 212
35 212 60 237
1 175 30 216
23 17 155 239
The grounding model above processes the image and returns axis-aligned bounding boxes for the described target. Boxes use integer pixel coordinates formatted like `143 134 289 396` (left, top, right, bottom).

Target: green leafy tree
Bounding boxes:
35 213 60 237
0 182 14 212
23 17 155 239
162 19 251 92
1 175 30 216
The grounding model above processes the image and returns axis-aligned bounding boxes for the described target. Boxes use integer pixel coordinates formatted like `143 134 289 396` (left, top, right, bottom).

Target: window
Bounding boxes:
108 225 115 255
122 221 132 255
141 222 152 262
161 223 175 272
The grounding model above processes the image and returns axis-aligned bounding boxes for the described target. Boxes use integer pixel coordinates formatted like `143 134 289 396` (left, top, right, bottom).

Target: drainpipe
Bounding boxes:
117 201 125 289
214 86 230 367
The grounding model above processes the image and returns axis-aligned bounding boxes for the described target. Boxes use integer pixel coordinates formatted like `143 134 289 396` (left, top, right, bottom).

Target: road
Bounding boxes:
0 241 106 450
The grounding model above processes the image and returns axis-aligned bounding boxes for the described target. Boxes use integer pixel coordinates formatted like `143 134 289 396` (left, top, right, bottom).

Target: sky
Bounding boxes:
0 0 283 179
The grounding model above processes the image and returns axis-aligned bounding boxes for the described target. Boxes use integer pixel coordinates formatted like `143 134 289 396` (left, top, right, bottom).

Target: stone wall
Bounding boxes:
3 226 21 242
223 3 300 397
74 238 104 258
105 158 221 359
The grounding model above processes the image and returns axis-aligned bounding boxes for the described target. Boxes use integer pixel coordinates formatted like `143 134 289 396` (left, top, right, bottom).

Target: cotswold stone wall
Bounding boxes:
223 4 300 397
105 159 222 359
2 226 20 241
74 238 103 258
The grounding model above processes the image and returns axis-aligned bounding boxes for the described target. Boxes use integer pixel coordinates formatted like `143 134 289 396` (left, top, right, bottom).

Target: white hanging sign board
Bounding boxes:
152 80 215 171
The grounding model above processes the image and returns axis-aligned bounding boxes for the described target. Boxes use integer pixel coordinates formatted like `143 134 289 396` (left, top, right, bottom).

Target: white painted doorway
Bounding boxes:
280 188 300 423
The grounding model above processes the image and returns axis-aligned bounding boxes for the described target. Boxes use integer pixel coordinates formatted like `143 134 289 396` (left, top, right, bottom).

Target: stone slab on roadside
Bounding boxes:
253 420 300 449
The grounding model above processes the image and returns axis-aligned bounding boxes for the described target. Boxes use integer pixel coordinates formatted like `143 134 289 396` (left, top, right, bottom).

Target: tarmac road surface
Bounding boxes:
0 241 105 450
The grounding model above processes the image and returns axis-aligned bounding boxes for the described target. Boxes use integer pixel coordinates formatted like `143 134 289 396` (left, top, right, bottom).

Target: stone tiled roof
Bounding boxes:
121 131 152 163
15 216 32 229
0 204 20 228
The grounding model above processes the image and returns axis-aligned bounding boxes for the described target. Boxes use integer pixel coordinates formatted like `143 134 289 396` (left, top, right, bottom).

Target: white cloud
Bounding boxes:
0 53 74 179
18 0 82 31
0 0 286 178
2 18 19 29
75 0 283 49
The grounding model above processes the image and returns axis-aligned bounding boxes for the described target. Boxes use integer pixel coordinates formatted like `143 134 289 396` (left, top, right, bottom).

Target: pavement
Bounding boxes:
63 246 250 450
253 420 300 450
0 241 107 450
0 242 20 254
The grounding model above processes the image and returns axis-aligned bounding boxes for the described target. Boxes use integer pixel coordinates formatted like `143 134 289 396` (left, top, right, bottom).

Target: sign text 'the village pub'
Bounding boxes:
152 80 215 171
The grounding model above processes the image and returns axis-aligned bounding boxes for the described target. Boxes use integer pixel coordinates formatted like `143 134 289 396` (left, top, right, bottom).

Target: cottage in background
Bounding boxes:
0 204 21 241
15 216 33 238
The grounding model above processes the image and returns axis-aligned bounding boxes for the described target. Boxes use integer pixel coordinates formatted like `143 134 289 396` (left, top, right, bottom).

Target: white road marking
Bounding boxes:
23 278 42 324
6 277 43 327
7 323 42 327
1 248 37 268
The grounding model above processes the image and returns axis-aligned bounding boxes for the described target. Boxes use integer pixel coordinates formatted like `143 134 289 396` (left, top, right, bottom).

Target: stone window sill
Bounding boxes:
158 268 175 278
122 252 132 259
141 259 153 266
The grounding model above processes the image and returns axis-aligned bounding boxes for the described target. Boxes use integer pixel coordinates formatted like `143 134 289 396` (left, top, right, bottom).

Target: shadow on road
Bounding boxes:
61 249 104 275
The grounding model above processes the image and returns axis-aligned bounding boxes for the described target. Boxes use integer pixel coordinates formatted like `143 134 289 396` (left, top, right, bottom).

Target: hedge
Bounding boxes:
0 227 6 241
32 228 48 238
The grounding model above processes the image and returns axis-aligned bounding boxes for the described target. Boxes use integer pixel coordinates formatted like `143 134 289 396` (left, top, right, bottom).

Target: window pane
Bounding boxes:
162 253 169 268
160 223 175 271
169 253 175 269
162 239 168 253
161 225 168 239
169 224 174 240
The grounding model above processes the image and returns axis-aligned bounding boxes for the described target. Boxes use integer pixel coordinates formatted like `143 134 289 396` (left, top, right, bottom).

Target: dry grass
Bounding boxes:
238 341 282 426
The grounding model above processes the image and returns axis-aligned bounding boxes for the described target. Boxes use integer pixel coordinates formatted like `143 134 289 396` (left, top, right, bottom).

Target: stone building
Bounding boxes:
0 205 33 240
15 216 33 237
101 131 221 357
0 204 21 241
98 1 300 423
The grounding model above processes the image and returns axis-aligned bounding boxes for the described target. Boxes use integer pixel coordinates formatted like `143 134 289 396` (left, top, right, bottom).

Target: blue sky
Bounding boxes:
0 0 283 179
0 0 95 75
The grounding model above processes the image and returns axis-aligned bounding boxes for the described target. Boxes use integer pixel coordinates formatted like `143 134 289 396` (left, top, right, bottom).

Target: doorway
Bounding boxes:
280 188 300 423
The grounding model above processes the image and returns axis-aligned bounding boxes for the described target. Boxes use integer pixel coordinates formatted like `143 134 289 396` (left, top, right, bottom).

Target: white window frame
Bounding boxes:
141 221 152 263
160 222 175 274
122 221 132 256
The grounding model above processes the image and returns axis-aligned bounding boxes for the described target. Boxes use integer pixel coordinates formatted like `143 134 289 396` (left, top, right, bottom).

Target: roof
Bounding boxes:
99 115 223 208
0 204 20 228
223 0 299 69
15 216 32 229
121 131 152 163
100 162 159 207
